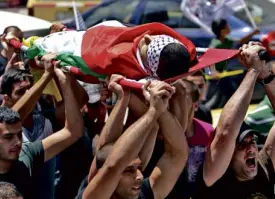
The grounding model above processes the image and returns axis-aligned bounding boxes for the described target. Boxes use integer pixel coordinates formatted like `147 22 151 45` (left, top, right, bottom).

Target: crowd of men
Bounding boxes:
0 18 275 199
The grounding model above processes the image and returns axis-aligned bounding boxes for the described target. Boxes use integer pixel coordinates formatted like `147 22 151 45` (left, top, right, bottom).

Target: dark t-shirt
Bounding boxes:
0 141 44 199
0 53 7 76
75 177 154 199
195 104 213 125
138 178 154 199
165 119 214 199
143 119 214 199
194 152 275 199
56 132 93 199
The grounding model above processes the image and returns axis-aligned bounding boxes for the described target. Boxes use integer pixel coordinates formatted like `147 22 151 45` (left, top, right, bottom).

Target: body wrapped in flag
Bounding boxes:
8 21 240 86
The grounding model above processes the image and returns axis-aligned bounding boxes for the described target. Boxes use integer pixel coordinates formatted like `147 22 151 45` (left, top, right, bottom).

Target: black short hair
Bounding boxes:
3 26 23 42
0 182 23 199
190 70 206 81
211 18 228 38
1 68 33 97
157 43 191 80
0 106 21 124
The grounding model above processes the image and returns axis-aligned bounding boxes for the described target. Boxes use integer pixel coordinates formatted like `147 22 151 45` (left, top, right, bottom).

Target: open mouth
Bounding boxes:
132 185 141 192
246 158 256 168
132 186 140 190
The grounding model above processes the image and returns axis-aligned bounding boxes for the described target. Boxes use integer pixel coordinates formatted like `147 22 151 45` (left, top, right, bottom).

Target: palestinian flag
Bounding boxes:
25 22 239 83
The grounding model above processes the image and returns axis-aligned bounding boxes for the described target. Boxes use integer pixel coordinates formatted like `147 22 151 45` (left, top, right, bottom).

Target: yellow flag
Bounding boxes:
30 68 63 102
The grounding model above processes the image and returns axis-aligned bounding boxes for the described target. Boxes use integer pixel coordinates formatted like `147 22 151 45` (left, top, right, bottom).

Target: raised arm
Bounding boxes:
42 66 84 162
12 53 55 121
169 79 189 131
96 75 130 150
83 82 173 199
128 92 159 171
149 80 189 199
262 121 275 168
258 61 275 110
87 75 130 181
239 28 260 45
203 44 265 186
256 57 275 167
53 75 88 127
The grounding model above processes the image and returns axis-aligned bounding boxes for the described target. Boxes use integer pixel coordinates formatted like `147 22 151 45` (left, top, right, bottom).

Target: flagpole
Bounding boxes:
72 0 80 30
241 0 257 29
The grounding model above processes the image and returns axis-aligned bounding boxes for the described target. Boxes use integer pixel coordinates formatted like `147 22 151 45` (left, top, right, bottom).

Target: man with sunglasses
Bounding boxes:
194 42 275 199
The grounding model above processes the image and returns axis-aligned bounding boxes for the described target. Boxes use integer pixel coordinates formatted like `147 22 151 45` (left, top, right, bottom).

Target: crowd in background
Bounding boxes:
0 17 275 199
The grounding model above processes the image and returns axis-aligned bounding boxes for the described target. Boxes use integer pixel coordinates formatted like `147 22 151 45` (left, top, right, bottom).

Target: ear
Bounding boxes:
144 34 153 45
193 102 199 111
2 94 12 106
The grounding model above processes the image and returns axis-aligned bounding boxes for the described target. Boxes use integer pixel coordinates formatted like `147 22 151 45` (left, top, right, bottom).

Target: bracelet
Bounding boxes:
258 71 275 85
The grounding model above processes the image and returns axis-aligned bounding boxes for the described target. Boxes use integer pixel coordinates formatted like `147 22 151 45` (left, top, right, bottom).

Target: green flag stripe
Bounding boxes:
26 45 107 79
56 53 107 79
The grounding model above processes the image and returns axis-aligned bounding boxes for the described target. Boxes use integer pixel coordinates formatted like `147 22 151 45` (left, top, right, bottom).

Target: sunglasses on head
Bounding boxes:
236 135 258 150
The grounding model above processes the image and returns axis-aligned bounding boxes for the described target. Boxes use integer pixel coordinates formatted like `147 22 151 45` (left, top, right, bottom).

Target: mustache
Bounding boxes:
246 152 256 159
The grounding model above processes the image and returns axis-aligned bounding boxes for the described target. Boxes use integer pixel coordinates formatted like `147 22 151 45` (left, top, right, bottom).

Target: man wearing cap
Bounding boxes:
194 42 275 199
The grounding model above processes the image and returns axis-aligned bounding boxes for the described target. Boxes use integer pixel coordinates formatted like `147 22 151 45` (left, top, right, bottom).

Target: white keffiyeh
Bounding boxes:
146 35 184 77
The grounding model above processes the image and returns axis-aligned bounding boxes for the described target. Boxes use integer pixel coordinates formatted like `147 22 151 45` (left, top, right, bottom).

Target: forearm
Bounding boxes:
12 71 53 121
264 81 275 110
71 77 89 108
60 80 84 137
261 70 275 160
52 76 87 125
104 108 158 170
204 69 260 186
262 121 275 170
240 31 256 45
139 123 159 171
128 93 147 117
263 122 275 154
217 69 259 137
168 87 188 132
261 64 275 109
97 92 130 150
158 111 188 154
128 93 158 169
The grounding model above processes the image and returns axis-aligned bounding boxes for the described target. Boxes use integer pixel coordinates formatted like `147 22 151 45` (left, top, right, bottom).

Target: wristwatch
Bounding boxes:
258 71 275 85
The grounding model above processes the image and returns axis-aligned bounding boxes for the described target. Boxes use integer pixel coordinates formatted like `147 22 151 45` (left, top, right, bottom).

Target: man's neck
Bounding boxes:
0 160 13 174
219 35 226 43
186 119 194 138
